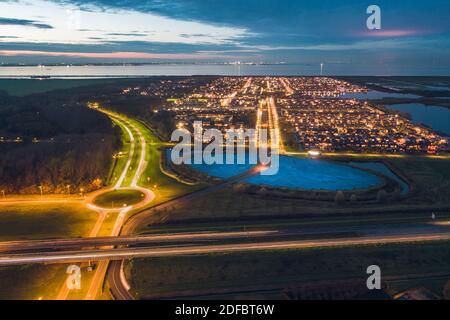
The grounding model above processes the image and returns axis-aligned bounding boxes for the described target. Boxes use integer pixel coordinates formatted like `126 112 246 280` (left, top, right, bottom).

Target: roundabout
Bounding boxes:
88 187 154 212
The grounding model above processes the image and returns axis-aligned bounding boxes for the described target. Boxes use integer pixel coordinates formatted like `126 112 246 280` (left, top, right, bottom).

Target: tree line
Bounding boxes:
0 90 121 194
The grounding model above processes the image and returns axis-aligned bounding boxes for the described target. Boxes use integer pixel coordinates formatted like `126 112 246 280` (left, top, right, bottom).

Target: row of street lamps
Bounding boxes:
35 185 84 196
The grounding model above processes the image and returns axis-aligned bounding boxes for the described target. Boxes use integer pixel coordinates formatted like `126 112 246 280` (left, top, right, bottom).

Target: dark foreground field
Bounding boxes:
126 241 450 300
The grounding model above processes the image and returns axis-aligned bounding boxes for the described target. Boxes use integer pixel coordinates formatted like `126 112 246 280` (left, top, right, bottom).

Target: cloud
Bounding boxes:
0 17 53 29
0 39 234 52
53 0 450 41
106 32 149 37
180 33 211 38
1 0 449 72
0 49 232 60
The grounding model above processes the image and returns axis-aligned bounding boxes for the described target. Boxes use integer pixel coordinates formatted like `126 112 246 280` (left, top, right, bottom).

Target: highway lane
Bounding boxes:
2 222 450 253
267 96 284 154
112 116 136 189
2 231 450 266
108 260 134 300
0 230 279 253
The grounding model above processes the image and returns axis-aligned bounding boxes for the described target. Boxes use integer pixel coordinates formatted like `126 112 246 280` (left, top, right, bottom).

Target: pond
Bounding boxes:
386 103 450 135
191 155 382 191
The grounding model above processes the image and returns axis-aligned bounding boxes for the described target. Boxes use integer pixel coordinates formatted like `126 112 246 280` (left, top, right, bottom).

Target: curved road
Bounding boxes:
83 110 155 300
55 109 154 300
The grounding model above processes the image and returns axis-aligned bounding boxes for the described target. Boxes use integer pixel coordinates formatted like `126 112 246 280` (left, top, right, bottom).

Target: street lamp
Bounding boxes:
38 185 43 196
66 185 71 194
1 190 5 198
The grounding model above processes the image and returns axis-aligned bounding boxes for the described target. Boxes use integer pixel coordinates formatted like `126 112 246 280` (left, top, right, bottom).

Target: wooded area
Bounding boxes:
0 90 121 194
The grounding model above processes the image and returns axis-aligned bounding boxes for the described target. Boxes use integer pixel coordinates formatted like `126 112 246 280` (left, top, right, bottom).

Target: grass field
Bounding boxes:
126 241 450 299
137 211 450 235
93 189 145 208
0 264 68 300
0 202 101 300
388 157 450 204
0 202 98 241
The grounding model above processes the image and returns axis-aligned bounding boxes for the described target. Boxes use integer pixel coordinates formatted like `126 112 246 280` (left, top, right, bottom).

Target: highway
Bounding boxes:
2 222 449 254
2 231 450 266
1 212 447 299
0 231 279 253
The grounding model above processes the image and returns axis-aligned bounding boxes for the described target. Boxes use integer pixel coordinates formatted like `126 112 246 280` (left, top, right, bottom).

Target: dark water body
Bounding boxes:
386 103 450 135
1 64 449 78
0 64 332 78
339 90 421 99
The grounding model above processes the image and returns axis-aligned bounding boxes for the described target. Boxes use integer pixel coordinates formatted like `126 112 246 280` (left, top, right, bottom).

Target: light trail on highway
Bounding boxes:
0 230 280 253
2 232 450 266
